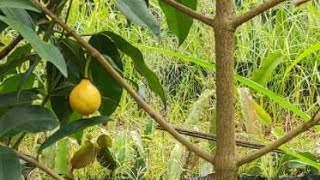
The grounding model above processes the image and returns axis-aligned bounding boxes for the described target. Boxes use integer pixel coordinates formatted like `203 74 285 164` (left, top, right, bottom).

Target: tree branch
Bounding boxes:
156 125 283 153
293 0 311 6
232 0 286 28
32 0 215 163
0 143 64 180
0 35 23 61
161 0 214 27
237 109 320 166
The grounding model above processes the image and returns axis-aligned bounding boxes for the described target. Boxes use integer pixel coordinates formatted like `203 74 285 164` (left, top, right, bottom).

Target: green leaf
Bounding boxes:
5 43 32 64
164 144 183 180
0 44 32 77
251 50 283 85
1 8 34 28
0 16 68 77
70 140 100 170
253 101 272 125
159 0 197 45
115 0 160 36
0 0 41 12
0 105 59 137
283 42 320 81
55 139 72 176
102 31 166 107
39 116 110 152
137 44 215 69
89 34 123 116
280 146 320 170
50 95 73 123
0 145 22 180
236 75 309 120
58 39 86 82
0 74 36 94
17 58 40 94
0 90 38 109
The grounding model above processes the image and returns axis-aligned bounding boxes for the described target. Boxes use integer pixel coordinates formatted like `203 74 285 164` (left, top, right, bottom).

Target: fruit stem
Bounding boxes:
84 57 92 78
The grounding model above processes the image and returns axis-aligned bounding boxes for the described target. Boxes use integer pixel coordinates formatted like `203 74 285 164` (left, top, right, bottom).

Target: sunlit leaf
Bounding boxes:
0 16 68 77
251 50 283 85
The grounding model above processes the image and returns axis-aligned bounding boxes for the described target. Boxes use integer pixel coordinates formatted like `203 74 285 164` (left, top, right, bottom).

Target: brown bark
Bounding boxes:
213 1 237 179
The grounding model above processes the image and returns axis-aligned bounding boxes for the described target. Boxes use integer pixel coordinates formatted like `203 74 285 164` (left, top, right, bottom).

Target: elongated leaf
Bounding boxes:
280 146 320 170
159 0 197 45
55 139 71 176
115 0 160 36
0 145 22 180
0 105 58 137
164 144 183 180
283 42 320 80
89 34 123 116
39 116 110 152
236 75 309 120
1 8 34 28
137 44 215 69
0 90 38 109
251 50 283 85
253 101 272 125
0 16 67 77
103 31 166 106
0 0 40 12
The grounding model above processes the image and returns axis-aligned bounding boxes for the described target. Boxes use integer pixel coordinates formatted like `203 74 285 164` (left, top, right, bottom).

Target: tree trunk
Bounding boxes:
213 0 237 179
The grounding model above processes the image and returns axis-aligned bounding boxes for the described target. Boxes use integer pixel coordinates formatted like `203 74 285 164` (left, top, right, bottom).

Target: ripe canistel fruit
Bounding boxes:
69 79 101 115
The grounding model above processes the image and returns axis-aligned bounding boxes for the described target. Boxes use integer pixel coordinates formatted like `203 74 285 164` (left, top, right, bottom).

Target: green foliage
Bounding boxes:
236 75 310 120
0 0 319 178
251 50 283 85
0 16 68 77
0 105 59 137
55 139 72 176
0 74 35 93
0 90 38 109
88 34 124 116
0 145 22 180
102 31 166 107
0 0 41 12
115 0 160 36
159 0 197 45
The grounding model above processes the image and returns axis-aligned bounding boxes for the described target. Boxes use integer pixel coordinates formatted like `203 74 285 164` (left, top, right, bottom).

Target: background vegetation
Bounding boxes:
0 0 319 179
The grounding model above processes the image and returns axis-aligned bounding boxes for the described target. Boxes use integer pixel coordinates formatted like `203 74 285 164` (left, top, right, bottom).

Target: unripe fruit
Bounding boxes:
69 79 101 115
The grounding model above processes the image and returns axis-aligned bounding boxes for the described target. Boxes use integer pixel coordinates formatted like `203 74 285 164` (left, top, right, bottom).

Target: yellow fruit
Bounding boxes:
69 79 101 115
